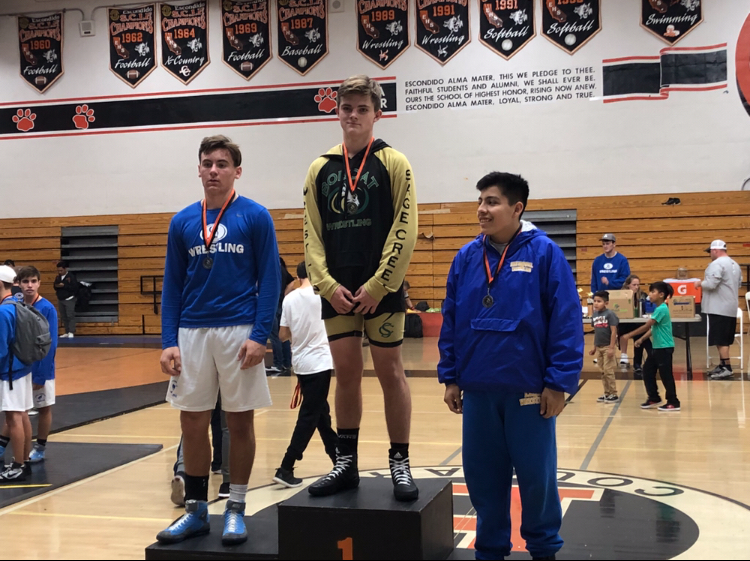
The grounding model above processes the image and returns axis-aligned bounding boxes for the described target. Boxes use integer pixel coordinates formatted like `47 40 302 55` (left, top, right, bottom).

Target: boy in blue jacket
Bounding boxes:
0 265 33 483
438 173 583 560
590 234 630 292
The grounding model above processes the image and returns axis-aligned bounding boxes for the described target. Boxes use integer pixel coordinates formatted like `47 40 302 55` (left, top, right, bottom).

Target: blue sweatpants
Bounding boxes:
462 391 563 560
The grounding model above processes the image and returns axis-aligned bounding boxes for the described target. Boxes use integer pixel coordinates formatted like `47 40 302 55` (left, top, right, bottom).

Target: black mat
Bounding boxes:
0 441 162 509
146 506 279 560
11 381 169 437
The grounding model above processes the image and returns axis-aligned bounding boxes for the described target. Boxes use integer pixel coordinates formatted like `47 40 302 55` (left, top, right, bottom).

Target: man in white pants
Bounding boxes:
157 135 280 546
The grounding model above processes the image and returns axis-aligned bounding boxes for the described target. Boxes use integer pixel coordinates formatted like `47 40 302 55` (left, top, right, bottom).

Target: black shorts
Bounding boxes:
707 314 736 347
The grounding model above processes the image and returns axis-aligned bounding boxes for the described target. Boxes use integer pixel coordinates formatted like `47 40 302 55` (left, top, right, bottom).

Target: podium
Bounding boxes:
146 478 454 560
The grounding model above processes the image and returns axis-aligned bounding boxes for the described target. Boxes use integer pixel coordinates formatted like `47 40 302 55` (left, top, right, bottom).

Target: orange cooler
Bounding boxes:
664 278 702 304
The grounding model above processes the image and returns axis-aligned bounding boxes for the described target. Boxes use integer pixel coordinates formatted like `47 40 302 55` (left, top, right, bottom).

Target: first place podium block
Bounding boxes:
278 477 454 560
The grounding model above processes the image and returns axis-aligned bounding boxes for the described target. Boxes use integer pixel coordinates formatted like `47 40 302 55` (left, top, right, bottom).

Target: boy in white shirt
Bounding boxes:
273 262 338 487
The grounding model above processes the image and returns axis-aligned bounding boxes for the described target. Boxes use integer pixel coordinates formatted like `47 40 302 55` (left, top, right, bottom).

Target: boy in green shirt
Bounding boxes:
619 281 681 412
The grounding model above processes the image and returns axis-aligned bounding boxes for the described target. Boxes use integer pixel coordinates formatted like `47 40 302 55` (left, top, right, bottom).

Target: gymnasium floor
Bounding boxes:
1 336 749 559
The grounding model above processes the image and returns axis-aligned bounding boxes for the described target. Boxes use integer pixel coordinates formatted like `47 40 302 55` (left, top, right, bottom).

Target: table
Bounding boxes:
584 315 703 377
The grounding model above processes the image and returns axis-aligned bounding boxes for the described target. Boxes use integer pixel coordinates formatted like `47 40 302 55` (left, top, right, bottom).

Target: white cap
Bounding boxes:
0 265 16 284
705 240 727 253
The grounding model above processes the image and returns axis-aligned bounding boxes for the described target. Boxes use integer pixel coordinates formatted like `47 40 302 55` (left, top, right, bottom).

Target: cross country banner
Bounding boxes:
222 0 272 80
108 6 158 88
478 0 536 60
160 1 210 85
357 0 410 69
641 0 703 45
542 0 601 54
416 0 471 65
277 0 328 75
18 13 64 94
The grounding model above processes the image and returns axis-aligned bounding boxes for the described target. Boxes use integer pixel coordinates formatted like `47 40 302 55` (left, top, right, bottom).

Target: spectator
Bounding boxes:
54 260 78 338
273 261 337 488
590 234 630 292
4 261 21 298
617 275 652 375
403 279 415 311
695 240 742 380
267 257 294 375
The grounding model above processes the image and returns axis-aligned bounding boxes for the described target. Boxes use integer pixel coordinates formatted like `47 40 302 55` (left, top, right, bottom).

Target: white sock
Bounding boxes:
228 484 248 504
620 353 628 360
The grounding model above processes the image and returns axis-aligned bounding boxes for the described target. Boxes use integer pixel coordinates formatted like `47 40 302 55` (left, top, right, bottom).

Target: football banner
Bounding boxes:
109 5 158 88
18 13 64 94
222 0 272 80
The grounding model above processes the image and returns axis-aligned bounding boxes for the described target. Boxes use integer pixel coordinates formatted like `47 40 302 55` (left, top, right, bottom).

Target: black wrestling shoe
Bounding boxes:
308 450 359 496
390 453 419 502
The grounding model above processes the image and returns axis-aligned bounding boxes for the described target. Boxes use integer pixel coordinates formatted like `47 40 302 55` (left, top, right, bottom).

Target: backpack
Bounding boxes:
6 301 51 388
404 313 423 338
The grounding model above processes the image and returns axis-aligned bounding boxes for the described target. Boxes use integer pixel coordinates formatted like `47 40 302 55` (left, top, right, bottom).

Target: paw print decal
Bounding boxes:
73 105 95 130
315 88 337 114
12 109 36 132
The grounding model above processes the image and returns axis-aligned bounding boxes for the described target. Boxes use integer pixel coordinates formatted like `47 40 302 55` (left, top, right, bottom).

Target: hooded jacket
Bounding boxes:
438 222 583 395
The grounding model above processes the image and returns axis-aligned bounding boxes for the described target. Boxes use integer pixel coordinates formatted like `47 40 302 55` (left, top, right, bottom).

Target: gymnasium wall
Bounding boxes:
1 0 749 220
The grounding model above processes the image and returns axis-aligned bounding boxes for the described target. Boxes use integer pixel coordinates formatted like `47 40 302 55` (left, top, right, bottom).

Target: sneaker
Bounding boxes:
67 333 74 339
604 395 619 403
633 365 643 375
28 447 45 464
222 500 248 546
596 395 607 403
27 409 38 417
658 403 681 412
390 453 419 502
211 463 222 474
593 359 598 364
619 354 629 365
308 450 359 496
273 467 303 488
0 464 26 483
278 368 292 377
170 475 185 507
22 463 31 477
218 482 230 499
59 333 70 339
706 365 724 376
709 367 734 380
266 366 282 374
640 399 661 409
156 500 210 544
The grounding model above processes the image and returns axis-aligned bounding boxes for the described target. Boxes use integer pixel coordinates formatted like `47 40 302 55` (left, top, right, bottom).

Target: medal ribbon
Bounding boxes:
343 137 374 193
202 189 235 254
482 226 523 291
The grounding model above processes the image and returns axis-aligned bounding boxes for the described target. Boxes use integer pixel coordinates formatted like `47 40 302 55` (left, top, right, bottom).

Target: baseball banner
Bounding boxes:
160 1 210 85
277 0 328 76
222 0 272 80
109 5 158 88
18 13 64 94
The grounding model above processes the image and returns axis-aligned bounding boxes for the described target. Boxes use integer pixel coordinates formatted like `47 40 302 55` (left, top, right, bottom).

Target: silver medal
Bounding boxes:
482 294 494 309
203 257 214 270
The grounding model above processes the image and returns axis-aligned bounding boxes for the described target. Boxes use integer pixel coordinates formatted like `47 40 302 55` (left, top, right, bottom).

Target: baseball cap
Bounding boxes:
0 265 17 284
705 240 727 253
600 234 616 243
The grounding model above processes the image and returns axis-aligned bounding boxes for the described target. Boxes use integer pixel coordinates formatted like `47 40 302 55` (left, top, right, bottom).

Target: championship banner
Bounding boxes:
222 0 272 80
277 0 328 76
109 6 157 88
416 0 471 65
160 1 210 85
18 13 64 94
478 0 535 60
542 0 601 55
356 0 410 69
641 0 703 45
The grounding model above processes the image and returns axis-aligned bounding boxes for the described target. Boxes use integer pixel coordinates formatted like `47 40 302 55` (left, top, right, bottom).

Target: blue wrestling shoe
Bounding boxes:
222 500 248 545
28 446 45 464
156 500 210 544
